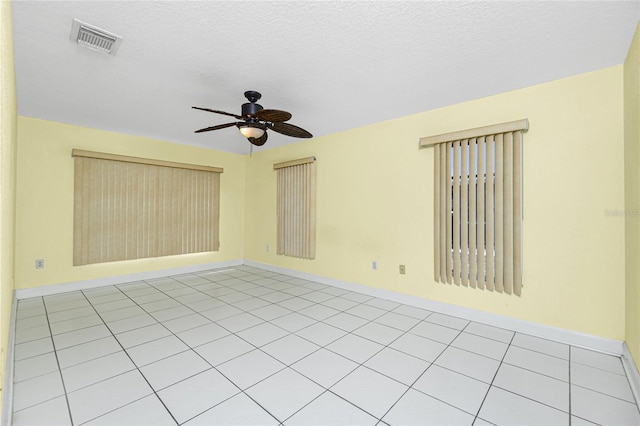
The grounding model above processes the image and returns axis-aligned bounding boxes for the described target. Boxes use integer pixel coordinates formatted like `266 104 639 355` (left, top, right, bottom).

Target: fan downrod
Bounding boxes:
244 91 262 103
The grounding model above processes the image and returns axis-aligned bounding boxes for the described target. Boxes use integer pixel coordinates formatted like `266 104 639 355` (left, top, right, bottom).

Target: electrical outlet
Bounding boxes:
399 264 406 274
35 259 45 269
266 244 270 252
372 261 377 270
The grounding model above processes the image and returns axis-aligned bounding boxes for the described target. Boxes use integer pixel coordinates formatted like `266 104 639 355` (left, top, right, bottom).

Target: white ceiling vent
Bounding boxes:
70 19 122 55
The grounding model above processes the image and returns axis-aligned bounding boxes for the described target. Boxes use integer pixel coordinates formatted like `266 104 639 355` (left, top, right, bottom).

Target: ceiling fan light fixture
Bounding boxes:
238 125 265 139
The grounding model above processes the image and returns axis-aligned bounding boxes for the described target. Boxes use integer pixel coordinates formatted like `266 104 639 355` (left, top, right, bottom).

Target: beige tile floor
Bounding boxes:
10 265 640 425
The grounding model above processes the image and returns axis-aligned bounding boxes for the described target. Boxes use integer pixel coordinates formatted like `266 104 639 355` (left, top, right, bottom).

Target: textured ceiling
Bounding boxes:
11 1 640 154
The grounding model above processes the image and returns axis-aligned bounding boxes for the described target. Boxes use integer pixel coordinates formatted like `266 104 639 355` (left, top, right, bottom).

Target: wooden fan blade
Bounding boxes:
270 122 313 138
194 122 238 133
192 106 243 120
249 132 268 146
255 109 292 123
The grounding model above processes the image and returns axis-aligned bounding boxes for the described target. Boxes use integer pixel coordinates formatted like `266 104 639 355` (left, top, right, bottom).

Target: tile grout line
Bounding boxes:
472 330 516 424
508 341 577 363
572 361 630 378
498 354 569 383
569 346 572 426
40 296 74 425
10 338 55 364
487 383 573 416
569 382 640 405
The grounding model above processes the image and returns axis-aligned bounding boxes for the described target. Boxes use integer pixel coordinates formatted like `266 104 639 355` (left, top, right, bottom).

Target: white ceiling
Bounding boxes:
11 1 640 154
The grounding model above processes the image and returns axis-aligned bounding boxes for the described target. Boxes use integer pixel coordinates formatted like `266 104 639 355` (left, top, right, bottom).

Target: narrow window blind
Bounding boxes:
72 150 223 266
274 157 316 260
421 120 527 295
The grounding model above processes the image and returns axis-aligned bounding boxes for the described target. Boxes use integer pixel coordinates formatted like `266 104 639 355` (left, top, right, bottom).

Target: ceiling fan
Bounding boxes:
192 91 313 147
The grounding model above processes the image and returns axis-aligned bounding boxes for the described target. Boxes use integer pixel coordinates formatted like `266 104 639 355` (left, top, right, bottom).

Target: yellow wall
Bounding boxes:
245 66 626 341
625 22 640 369
14 118 246 289
0 0 17 410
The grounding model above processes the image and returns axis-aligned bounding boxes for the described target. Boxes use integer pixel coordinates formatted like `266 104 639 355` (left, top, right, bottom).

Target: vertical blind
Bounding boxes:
274 157 316 260
420 120 527 295
72 150 223 266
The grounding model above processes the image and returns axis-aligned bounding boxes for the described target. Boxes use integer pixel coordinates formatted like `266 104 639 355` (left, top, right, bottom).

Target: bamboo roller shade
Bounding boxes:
72 150 222 266
275 157 316 260
428 120 527 296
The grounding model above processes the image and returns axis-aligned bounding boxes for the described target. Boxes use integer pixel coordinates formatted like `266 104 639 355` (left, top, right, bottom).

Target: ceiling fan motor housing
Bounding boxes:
241 101 263 119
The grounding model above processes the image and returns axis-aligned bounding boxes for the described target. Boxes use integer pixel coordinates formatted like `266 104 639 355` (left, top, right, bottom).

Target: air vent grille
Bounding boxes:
70 19 122 55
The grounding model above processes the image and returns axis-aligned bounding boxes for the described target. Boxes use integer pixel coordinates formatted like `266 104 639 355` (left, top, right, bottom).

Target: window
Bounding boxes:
420 120 527 295
274 157 316 259
72 149 223 265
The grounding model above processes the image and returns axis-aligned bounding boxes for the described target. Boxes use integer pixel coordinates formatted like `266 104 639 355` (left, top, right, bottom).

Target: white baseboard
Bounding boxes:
244 260 624 356
622 343 640 406
14 258 625 355
15 259 243 300
1 293 17 426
